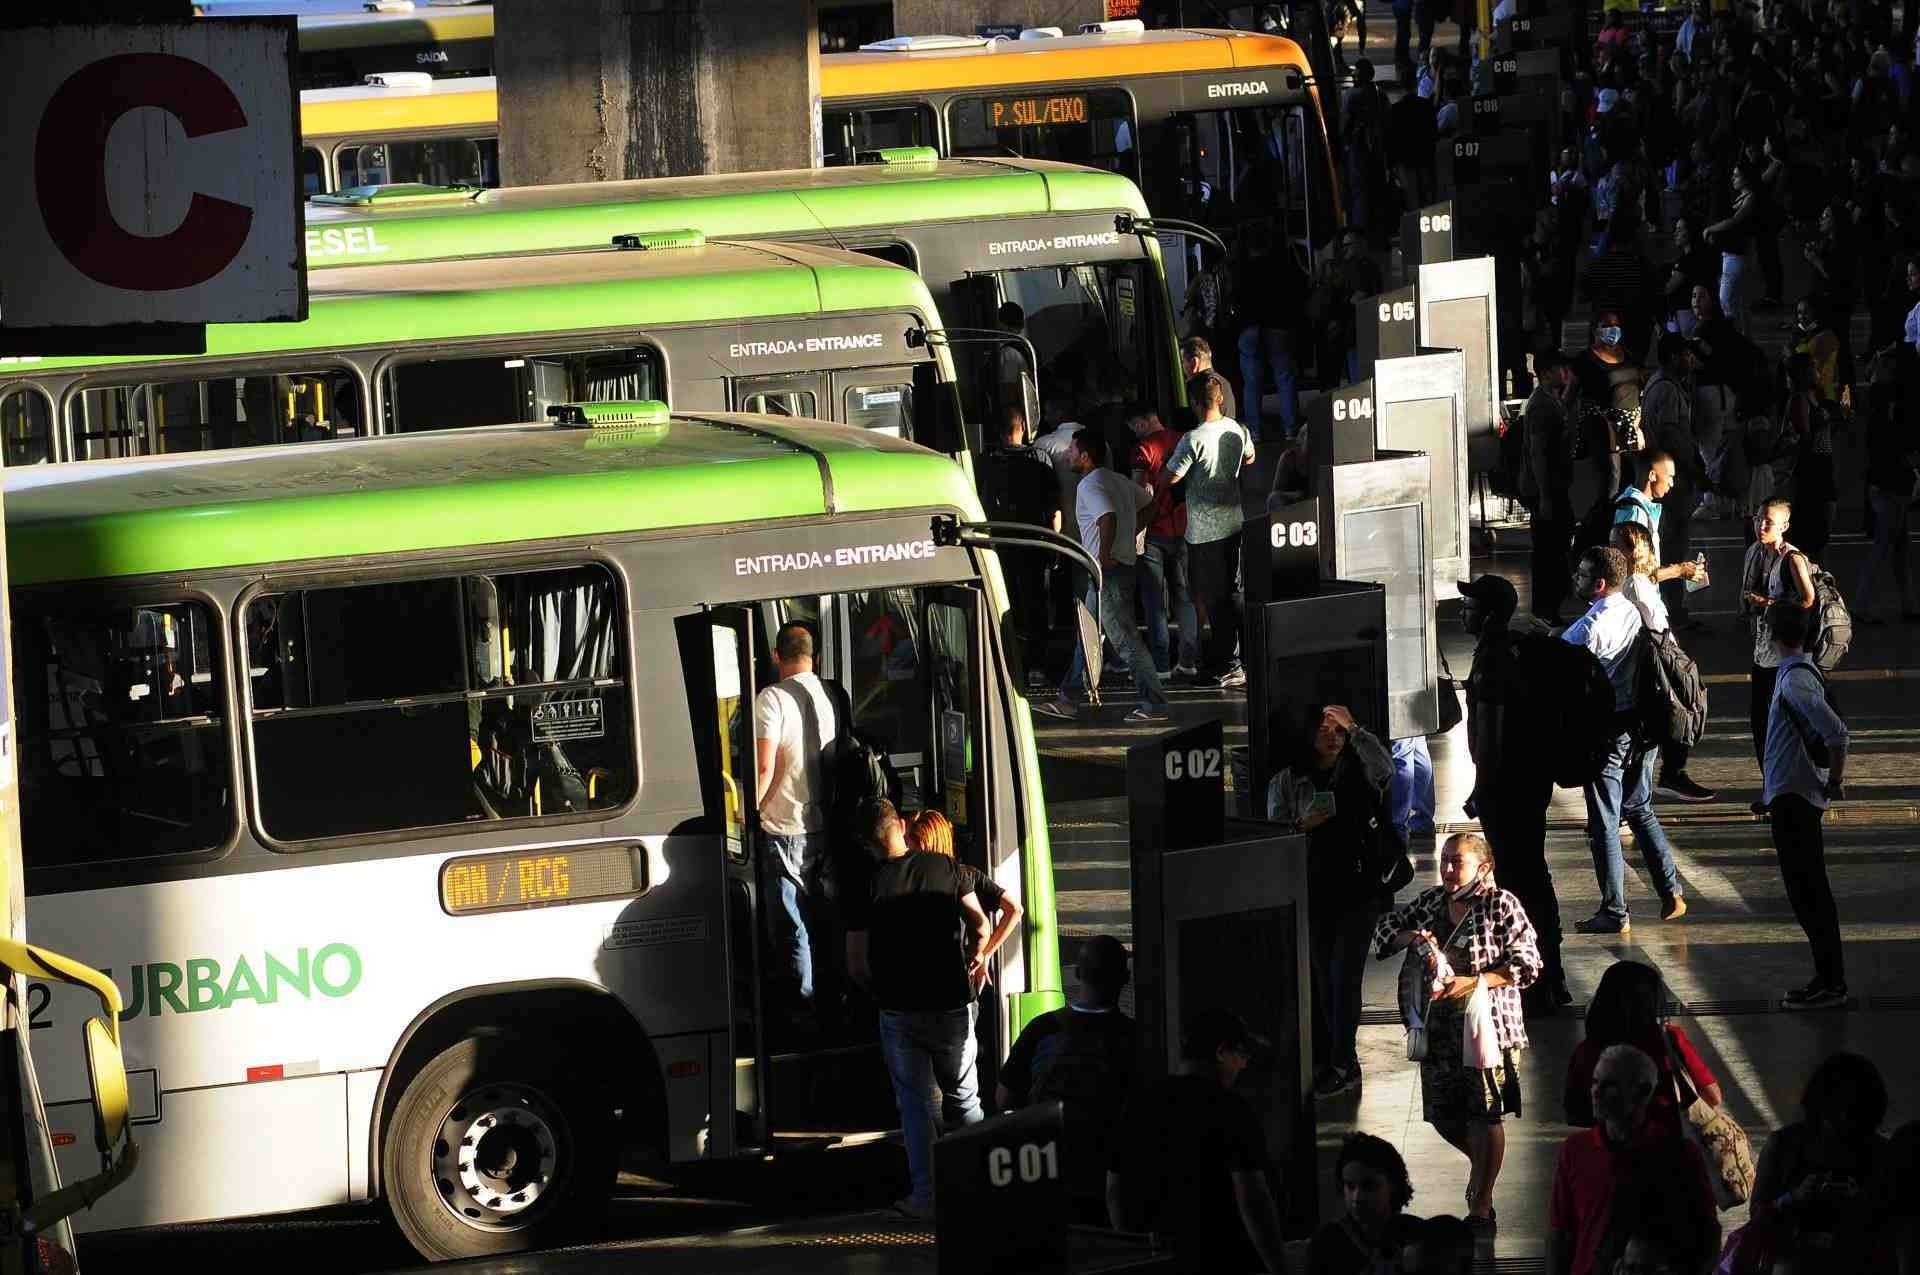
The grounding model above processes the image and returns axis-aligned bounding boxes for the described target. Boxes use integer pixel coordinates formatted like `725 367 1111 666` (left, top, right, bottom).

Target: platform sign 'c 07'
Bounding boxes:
0 20 304 328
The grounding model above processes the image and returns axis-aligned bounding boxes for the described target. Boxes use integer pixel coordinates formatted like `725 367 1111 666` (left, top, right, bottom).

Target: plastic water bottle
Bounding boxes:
1684 550 1710 593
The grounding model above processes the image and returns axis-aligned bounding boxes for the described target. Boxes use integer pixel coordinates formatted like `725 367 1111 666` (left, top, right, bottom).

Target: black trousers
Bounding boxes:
1189 535 1242 677
1530 508 1573 623
1750 665 1777 766
1768 793 1845 988
1478 771 1564 985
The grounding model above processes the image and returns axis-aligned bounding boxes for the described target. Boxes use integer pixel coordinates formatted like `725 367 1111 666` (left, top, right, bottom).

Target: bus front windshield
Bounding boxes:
992 259 1149 419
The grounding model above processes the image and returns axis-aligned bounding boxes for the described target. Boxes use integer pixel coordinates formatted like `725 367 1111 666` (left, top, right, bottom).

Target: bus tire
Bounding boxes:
383 1033 616 1261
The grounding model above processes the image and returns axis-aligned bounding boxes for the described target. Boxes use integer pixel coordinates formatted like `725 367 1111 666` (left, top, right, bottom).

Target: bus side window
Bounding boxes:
14 598 231 868
64 369 360 461
0 388 54 466
301 146 327 197
339 138 497 190
247 563 635 842
842 383 911 437
381 346 663 432
823 105 937 166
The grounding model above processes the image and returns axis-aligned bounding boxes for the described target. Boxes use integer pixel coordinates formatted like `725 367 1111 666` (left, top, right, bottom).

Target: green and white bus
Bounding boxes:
299 156 1187 429
0 237 963 466
10 406 1067 1260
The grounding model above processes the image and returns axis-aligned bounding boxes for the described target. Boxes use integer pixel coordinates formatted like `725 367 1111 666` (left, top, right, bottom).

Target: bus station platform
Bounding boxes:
411 1216 1173 1274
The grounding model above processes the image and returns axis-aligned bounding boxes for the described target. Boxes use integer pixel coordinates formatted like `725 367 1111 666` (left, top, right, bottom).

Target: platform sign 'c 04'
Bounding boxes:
0 20 304 328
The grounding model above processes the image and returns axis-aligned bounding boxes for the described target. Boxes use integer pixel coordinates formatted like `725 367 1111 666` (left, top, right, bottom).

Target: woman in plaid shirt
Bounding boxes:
1373 832 1543 1235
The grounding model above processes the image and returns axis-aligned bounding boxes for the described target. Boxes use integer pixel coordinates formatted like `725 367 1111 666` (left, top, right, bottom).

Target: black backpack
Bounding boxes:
820 680 901 851
1630 619 1710 751
1796 555 1852 672
1513 632 1618 789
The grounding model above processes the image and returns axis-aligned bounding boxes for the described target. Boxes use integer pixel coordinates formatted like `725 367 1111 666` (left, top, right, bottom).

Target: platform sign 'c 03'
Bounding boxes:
0 20 305 328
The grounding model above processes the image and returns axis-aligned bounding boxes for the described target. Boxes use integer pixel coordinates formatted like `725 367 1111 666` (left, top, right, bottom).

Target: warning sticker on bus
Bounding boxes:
532 697 605 743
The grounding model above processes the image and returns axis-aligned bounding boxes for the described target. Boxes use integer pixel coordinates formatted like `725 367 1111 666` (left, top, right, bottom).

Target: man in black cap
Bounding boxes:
1459 574 1571 1011
998 935 1136 1223
1107 1008 1285 1274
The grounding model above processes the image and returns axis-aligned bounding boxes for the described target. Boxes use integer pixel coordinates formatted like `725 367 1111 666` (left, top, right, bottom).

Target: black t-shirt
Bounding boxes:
1003 1006 1137 1199
850 851 995 1012
1110 1075 1270 1273
1308 1215 1423 1275
976 444 1057 527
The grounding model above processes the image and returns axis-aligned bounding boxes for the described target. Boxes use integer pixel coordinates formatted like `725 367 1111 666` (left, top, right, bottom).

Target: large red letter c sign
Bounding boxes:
33 52 255 292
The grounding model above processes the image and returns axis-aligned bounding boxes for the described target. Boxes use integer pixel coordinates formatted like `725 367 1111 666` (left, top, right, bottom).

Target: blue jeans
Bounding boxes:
1310 904 1380 1073
1390 737 1435 840
1060 564 1167 707
1582 730 1684 922
1237 324 1298 440
879 1006 983 1209
765 833 826 1001
1719 251 1748 331
1140 534 1199 673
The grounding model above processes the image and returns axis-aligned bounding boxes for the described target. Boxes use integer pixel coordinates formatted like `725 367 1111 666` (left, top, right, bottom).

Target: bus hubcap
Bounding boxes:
433 1084 563 1228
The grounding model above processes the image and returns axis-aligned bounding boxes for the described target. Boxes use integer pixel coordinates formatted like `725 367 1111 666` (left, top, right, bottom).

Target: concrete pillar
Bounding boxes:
496 0 819 186
887 1 1104 35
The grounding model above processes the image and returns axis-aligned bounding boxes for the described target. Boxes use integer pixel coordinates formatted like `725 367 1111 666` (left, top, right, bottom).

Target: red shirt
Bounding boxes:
1131 429 1187 540
1563 1024 1717 1136
1549 1124 1716 1275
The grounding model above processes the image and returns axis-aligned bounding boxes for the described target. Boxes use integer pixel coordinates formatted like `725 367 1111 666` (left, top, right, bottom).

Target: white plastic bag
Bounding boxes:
1462 978 1500 1069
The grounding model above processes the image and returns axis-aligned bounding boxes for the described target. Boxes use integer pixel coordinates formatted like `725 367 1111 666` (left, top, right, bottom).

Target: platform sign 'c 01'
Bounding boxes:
0 20 304 329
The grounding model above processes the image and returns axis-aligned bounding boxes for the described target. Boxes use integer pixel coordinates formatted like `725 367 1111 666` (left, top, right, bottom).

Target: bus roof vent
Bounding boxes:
309 182 487 207
548 401 672 429
858 34 991 52
1019 27 1065 39
1077 19 1146 35
362 71 437 89
864 146 940 167
363 1 416 12
610 229 706 251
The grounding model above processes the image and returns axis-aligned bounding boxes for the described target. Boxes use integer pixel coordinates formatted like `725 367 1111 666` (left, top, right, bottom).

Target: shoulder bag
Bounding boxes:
1665 1028 1756 1209
1435 646 1465 735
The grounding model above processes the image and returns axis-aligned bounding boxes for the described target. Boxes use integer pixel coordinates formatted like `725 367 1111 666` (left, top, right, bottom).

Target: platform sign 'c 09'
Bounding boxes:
0 20 304 328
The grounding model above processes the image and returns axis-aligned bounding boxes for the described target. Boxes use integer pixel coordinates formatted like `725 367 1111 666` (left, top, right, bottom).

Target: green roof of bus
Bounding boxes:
301 158 1149 267
3 416 981 586
10 241 938 375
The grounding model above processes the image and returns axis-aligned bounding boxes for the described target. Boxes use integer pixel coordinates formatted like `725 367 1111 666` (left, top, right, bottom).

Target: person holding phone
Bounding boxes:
1266 704 1395 1099
1749 1053 1896 1269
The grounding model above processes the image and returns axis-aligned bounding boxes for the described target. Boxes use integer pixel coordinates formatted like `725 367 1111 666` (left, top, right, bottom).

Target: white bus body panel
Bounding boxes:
31 832 718 1230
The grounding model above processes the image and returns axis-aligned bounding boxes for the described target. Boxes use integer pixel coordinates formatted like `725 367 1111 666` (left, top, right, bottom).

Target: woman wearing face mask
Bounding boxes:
1374 833 1541 1234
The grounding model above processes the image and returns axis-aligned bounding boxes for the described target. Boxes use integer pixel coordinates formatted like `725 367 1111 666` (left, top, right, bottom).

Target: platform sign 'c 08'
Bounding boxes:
0 20 304 328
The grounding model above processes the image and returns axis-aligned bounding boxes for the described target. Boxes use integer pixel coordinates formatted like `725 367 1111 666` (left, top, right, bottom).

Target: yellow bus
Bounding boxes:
821 22 1343 277
199 2 495 90
300 74 498 196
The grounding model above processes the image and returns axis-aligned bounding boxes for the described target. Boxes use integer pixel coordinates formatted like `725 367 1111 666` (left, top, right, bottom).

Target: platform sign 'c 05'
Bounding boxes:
0 20 304 328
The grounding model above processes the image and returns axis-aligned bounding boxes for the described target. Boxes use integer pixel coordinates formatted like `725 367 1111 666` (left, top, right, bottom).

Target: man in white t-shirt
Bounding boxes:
1167 374 1255 688
753 621 840 1011
1035 430 1169 722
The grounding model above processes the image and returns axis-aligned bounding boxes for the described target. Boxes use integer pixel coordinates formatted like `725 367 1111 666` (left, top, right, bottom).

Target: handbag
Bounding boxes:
1435 647 1465 735
1664 1028 1756 1209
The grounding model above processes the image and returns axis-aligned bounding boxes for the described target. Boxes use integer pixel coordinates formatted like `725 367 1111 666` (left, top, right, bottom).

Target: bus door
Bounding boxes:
1171 103 1331 272
732 375 830 422
831 369 916 439
969 261 1154 425
677 608 772 1152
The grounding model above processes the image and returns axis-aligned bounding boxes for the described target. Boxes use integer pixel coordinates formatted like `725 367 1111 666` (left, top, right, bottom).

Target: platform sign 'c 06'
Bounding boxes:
0 20 304 328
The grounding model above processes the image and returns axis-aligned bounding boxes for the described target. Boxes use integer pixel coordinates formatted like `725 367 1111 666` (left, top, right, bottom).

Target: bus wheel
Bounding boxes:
384 1035 615 1261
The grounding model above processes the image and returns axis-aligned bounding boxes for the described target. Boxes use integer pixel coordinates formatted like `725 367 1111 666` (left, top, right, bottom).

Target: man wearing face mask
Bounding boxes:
1571 313 1643 543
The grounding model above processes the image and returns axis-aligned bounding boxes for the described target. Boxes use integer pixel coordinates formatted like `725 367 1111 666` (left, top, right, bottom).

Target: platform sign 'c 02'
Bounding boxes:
0 20 304 328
